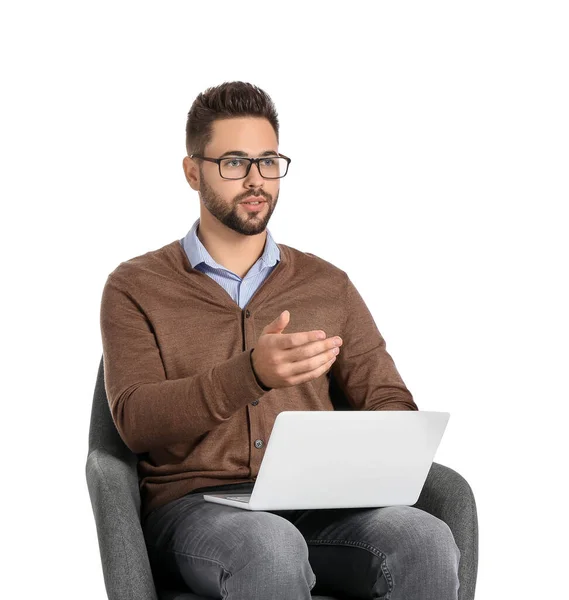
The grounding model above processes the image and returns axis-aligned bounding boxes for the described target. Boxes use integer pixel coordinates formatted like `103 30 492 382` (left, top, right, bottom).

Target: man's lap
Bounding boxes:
142 487 460 599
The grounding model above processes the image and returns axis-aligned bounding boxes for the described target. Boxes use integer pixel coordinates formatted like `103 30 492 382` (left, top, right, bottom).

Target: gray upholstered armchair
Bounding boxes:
86 354 478 600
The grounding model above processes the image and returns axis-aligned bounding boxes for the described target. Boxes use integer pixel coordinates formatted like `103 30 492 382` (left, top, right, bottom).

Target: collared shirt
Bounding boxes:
179 217 281 309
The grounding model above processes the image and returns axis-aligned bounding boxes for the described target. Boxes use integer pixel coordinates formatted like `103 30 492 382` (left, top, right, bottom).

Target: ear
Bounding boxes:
182 156 199 190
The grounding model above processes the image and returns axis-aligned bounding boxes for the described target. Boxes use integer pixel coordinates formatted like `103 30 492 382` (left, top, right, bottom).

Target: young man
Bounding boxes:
100 81 460 599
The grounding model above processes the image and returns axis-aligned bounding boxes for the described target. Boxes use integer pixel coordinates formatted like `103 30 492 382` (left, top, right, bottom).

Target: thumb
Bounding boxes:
264 310 290 335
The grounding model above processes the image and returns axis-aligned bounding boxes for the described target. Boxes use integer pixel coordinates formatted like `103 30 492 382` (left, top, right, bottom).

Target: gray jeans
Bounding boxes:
142 482 460 599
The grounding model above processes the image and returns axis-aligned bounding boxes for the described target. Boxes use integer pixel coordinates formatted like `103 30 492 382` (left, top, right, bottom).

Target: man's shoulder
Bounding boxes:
105 239 183 288
278 242 347 283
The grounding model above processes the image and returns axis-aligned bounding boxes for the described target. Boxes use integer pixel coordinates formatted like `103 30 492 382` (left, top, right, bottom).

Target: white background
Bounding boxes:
1 1 567 598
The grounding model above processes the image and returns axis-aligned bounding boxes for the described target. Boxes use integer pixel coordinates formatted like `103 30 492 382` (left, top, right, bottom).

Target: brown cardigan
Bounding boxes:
100 239 417 521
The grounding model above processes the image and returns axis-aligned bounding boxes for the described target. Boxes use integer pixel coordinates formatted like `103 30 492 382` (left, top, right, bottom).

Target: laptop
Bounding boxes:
203 410 450 511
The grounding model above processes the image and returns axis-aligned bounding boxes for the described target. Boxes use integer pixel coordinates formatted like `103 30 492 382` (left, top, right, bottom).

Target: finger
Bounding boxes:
280 330 326 350
289 354 337 386
287 345 338 377
286 336 339 363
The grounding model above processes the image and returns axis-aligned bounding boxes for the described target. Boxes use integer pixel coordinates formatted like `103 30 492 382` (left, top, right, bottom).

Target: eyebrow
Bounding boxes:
219 150 279 158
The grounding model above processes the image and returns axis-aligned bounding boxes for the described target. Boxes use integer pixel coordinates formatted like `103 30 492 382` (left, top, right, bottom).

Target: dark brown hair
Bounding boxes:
185 81 280 158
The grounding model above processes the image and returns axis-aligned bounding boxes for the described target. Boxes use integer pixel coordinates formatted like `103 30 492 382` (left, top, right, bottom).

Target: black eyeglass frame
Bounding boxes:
189 153 291 180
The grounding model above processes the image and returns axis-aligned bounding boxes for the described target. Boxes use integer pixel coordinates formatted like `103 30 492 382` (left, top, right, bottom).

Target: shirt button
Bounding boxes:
251 400 259 406
254 439 264 449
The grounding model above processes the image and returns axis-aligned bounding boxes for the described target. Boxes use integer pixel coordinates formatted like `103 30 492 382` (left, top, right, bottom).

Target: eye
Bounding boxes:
225 159 243 167
262 158 275 166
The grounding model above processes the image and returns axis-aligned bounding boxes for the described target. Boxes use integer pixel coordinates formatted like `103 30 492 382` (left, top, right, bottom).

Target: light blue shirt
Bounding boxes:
179 218 281 309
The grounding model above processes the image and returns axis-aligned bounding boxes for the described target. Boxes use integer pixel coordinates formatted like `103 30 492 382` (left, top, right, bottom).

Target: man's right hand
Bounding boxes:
251 310 343 389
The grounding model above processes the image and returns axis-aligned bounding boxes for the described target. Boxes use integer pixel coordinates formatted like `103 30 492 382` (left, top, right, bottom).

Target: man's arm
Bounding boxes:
99 275 270 454
330 273 418 411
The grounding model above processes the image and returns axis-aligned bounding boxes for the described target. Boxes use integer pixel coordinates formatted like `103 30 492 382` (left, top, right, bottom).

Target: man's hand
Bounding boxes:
251 310 343 389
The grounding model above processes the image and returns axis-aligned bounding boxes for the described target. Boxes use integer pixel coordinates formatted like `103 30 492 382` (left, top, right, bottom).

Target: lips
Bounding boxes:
240 197 267 204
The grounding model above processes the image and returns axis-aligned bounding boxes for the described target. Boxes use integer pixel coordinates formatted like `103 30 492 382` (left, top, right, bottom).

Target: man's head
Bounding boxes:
183 81 288 237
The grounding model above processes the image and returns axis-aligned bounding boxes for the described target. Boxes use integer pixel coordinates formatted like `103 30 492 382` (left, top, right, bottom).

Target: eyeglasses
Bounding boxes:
189 153 291 180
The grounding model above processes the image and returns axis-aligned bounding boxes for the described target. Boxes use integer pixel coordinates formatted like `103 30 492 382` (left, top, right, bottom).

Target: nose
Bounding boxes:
243 160 265 187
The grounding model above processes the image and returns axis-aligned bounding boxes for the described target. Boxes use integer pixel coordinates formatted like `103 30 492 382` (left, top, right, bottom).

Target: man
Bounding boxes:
100 81 460 599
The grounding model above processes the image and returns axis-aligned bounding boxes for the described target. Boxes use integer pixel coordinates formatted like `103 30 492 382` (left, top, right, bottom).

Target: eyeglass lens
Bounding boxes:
220 157 288 179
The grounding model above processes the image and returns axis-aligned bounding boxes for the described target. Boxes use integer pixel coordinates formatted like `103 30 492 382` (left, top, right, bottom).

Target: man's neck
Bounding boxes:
197 223 268 279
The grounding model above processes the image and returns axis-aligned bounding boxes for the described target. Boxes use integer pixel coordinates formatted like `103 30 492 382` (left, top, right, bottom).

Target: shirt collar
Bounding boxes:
181 217 281 271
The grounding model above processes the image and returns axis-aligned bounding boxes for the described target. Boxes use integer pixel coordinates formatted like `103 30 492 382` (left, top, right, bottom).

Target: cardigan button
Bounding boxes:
254 439 264 449
251 400 259 406
245 309 251 318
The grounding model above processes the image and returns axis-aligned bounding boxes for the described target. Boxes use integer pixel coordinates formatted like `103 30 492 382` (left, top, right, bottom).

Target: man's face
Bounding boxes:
185 117 281 237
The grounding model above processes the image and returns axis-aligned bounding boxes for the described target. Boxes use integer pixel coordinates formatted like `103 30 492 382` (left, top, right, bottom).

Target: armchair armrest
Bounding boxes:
86 448 158 600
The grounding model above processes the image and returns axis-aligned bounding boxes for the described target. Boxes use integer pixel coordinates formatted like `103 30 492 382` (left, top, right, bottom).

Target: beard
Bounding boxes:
198 174 278 236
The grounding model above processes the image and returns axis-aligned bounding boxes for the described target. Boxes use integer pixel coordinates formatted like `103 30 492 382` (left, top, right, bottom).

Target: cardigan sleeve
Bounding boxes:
330 273 418 412
99 275 270 454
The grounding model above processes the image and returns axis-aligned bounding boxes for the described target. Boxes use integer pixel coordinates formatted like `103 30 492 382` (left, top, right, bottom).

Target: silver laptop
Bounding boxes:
203 410 450 511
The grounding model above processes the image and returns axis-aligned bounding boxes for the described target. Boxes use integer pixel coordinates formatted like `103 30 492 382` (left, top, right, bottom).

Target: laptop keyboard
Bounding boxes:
225 495 251 502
